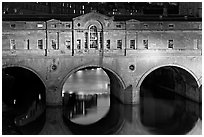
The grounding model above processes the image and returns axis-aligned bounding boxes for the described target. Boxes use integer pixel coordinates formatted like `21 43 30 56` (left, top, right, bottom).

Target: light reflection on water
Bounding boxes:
62 68 110 125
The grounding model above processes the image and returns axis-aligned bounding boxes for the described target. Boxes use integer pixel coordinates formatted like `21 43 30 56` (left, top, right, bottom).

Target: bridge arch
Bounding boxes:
2 64 47 88
59 64 126 102
2 65 46 106
136 63 201 102
137 64 201 88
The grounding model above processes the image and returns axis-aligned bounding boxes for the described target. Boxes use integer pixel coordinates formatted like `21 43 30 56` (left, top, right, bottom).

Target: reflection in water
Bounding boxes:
63 95 125 135
2 69 46 135
140 86 201 135
63 92 110 125
62 67 201 135
62 68 110 125
2 99 46 135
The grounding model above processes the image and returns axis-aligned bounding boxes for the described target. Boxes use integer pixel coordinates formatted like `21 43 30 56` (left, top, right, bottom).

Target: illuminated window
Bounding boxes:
130 40 135 49
38 39 43 49
117 40 122 49
168 40 174 48
143 39 148 49
37 23 43 28
77 39 81 49
52 39 58 50
10 39 16 50
65 40 71 50
106 40 110 49
89 25 98 49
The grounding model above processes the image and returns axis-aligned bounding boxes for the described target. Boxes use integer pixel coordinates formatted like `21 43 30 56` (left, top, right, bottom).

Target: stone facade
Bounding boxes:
2 11 202 105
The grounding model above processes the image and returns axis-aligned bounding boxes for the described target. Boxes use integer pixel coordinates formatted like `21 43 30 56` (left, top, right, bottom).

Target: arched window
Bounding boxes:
89 25 98 49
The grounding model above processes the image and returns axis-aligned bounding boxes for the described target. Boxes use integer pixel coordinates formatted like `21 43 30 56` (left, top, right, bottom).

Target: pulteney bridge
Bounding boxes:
2 49 202 105
2 12 202 105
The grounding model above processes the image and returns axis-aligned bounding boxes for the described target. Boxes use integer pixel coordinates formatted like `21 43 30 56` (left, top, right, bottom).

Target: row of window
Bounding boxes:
9 22 176 29
10 23 71 29
9 39 71 50
9 39 175 50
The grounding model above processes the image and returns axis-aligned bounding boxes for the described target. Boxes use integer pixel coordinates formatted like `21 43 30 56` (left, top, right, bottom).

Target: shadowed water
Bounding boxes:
2 68 202 134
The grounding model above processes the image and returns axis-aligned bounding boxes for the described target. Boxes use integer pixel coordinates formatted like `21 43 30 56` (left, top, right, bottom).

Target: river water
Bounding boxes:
2 68 202 135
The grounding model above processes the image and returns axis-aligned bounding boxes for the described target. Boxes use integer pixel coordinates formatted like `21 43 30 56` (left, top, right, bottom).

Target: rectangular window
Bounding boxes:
65 23 70 28
52 39 58 50
65 40 71 50
106 40 110 49
168 24 175 29
193 39 198 49
10 24 16 28
168 40 174 49
37 23 43 28
10 39 16 50
85 32 88 49
117 40 122 49
38 39 43 49
116 24 121 28
51 24 56 28
130 40 135 49
77 39 81 49
143 39 148 49
144 24 149 28
26 39 30 50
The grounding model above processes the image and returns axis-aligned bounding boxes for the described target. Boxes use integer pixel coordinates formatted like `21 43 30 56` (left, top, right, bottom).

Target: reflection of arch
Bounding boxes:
137 64 200 89
60 64 126 95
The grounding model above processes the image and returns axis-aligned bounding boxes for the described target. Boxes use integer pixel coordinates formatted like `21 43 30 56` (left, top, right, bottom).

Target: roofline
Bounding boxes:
2 14 202 22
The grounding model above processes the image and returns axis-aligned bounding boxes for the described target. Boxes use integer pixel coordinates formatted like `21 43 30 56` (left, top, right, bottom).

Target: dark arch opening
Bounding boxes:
139 66 200 135
2 66 46 134
140 66 199 102
3 67 46 108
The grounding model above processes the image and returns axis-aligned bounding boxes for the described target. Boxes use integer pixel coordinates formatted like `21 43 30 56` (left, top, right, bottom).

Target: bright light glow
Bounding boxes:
76 70 83 77
39 94 41 100
37 24 43 28
78 92 84 95
14 99 16 104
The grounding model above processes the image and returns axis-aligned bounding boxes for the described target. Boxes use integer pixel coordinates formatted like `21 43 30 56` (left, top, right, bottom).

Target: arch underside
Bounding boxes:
2 66 46 107
138 64 201 103
61 65 126 104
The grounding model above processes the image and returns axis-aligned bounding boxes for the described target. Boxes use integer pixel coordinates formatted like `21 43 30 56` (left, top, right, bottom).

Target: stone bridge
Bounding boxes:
2 49 202 105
